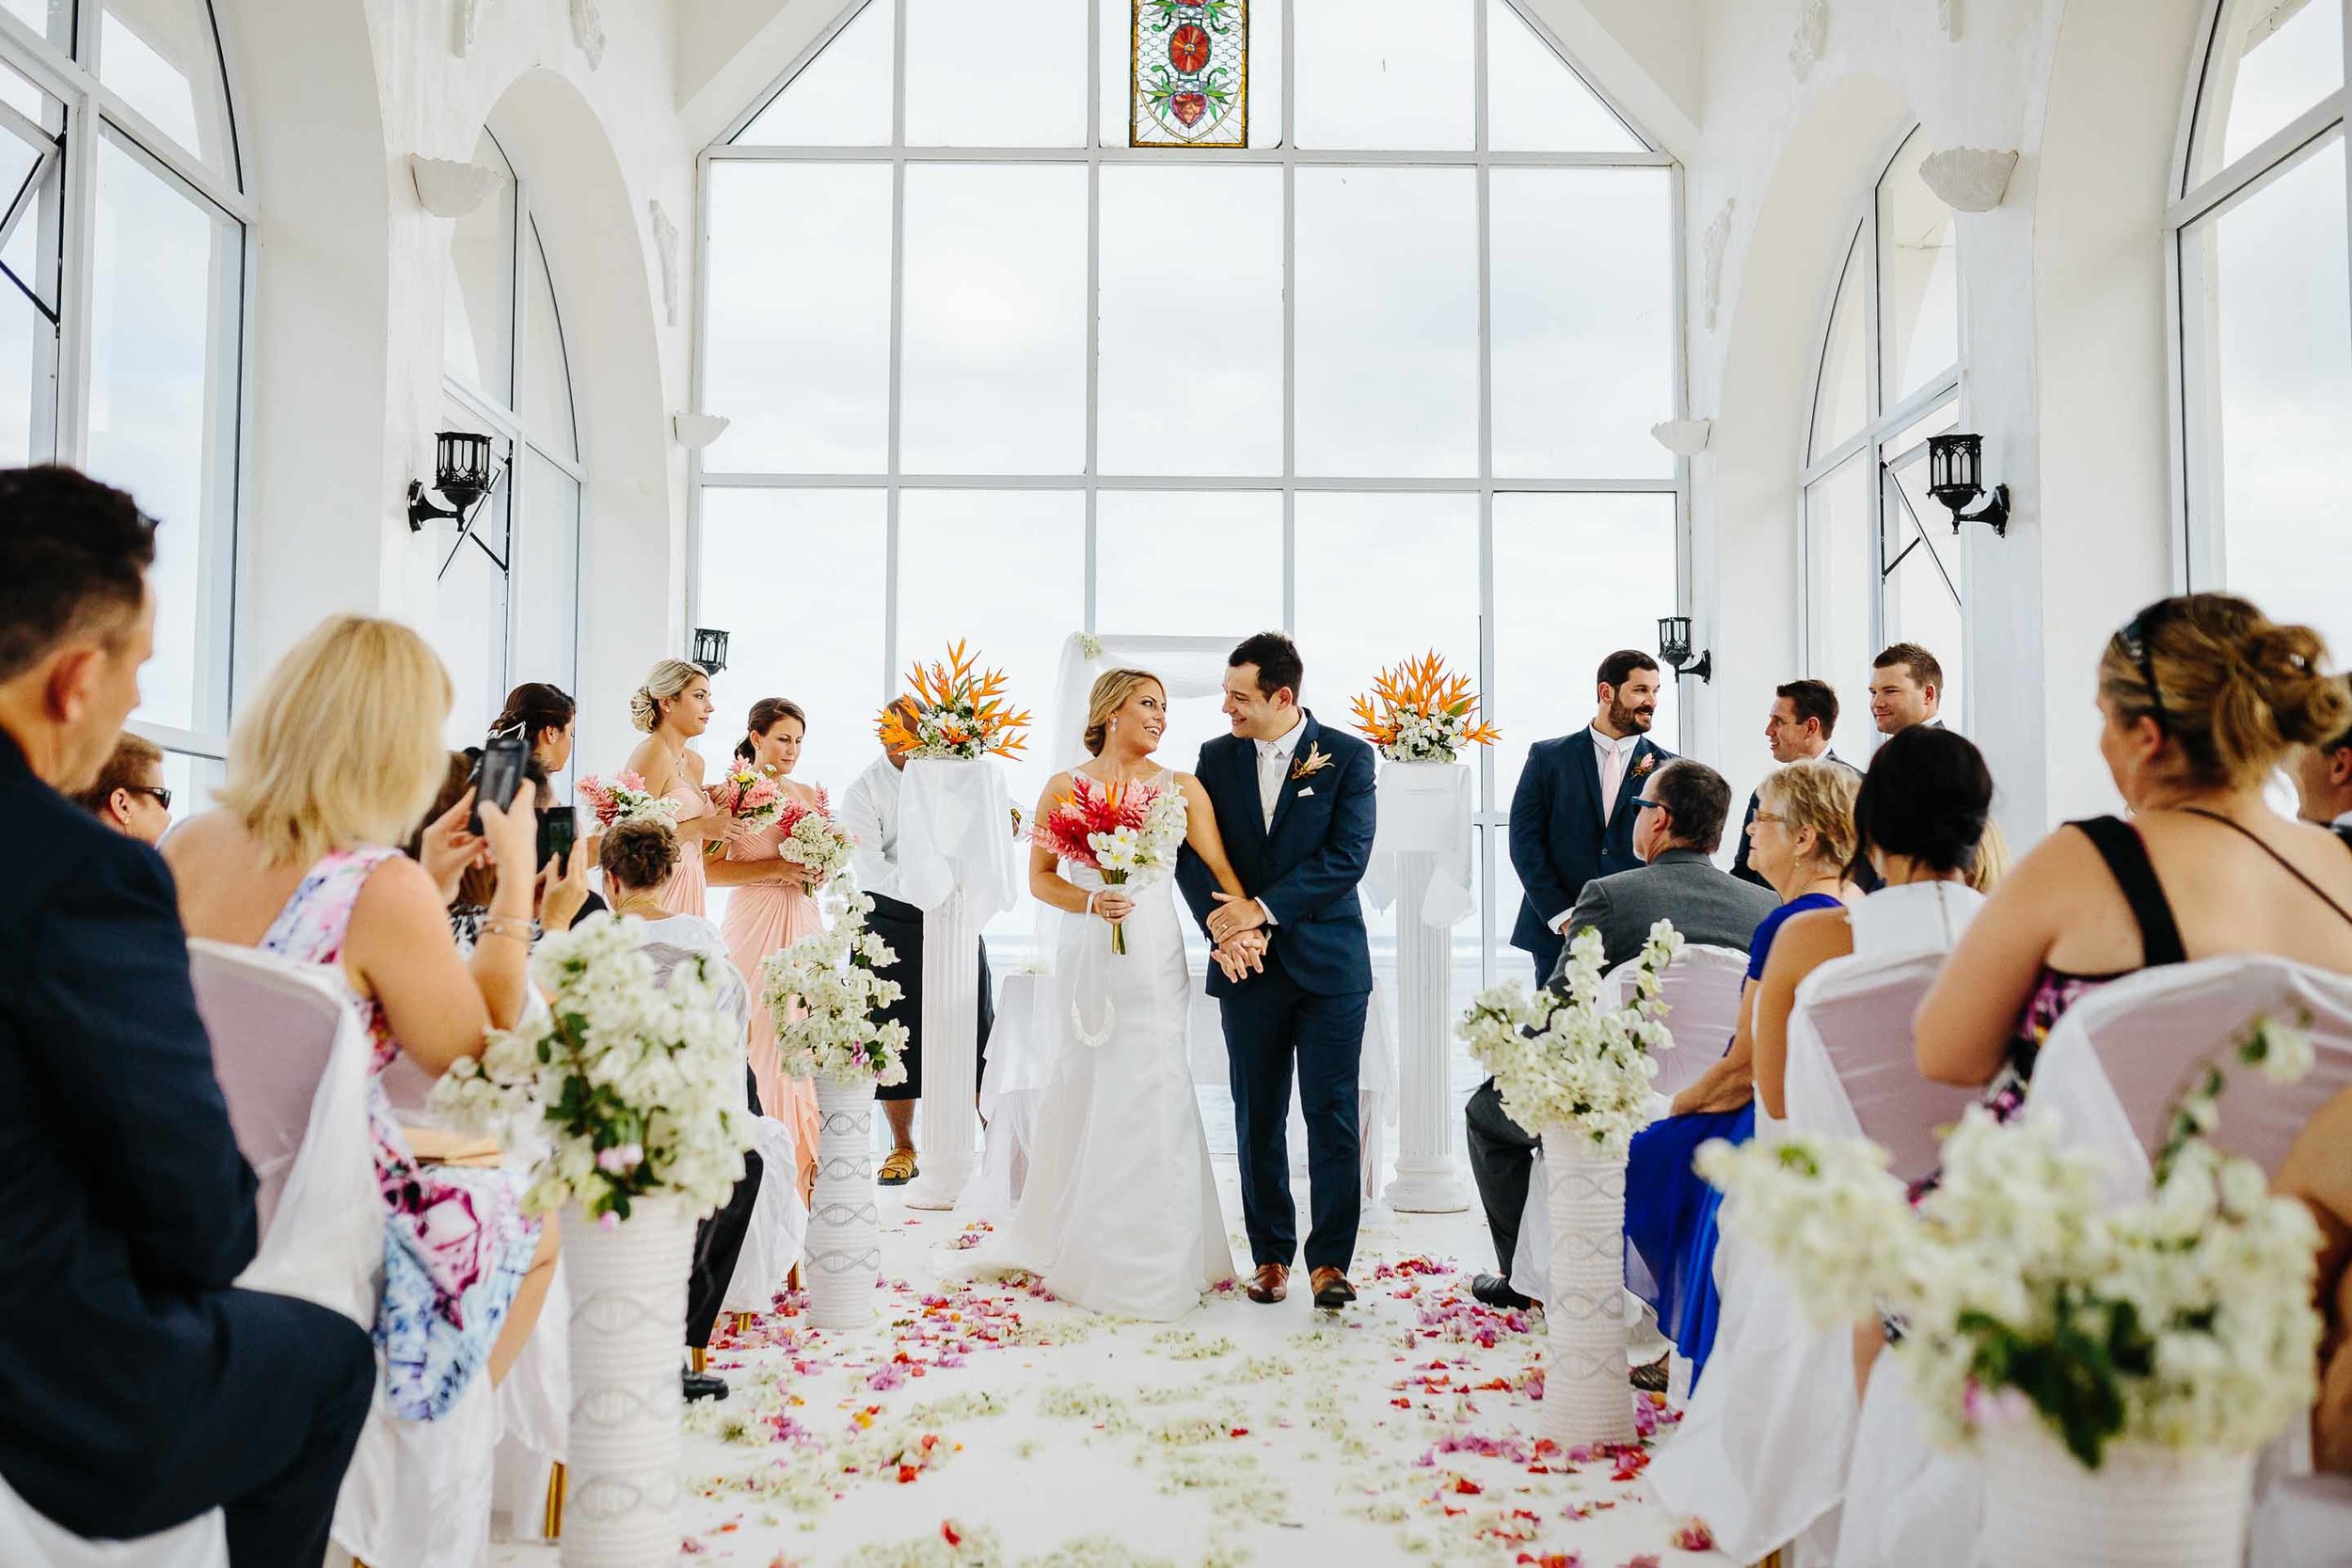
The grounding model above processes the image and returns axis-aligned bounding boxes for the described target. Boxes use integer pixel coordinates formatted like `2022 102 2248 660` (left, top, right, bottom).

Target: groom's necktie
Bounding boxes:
1257 741 1283 831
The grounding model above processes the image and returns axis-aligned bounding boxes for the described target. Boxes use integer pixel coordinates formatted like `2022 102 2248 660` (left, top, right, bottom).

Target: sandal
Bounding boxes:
877 1148 919 1185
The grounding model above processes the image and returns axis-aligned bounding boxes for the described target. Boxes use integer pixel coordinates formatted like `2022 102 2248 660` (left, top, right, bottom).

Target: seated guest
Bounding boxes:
1467 761 1774 1308
409 752 588 948
1967 815 2012 894
496 681 576 779
1752 726 1994 1122
2295 675 2352 850
72 727 172 845
0 466 372 1564
1916 594 2352 1109
167 614 562 1411
1623 758 1858 1387
2276 1085 2352 1474
599 818 765 1402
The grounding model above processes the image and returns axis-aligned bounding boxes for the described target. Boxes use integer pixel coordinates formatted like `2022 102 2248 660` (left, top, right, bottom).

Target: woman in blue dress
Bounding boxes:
1625 757 1859 1388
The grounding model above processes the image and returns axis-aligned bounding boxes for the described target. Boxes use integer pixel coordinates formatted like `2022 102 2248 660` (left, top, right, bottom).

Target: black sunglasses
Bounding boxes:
1630 797 1665 812
2115 600 2175 735
127 784 172 811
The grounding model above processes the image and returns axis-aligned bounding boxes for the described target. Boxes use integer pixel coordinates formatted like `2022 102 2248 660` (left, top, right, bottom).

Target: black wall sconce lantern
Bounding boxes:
1927 433 2010 537
691 627 731 676
406 431 499 532
1658 616 1713 685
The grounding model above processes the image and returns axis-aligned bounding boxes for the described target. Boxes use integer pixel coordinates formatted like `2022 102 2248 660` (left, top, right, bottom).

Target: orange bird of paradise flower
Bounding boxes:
876 639 1033 760
1349 650 1502 751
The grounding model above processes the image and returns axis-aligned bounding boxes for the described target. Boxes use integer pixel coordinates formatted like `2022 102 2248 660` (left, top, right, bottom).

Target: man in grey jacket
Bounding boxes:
1468 758 1776 1310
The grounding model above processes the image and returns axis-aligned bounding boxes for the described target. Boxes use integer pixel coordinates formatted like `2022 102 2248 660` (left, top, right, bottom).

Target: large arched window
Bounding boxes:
696 0 1683 988
1799 126 1964 733
0 2 245 806
432 127 583 772
2172 0 2349 654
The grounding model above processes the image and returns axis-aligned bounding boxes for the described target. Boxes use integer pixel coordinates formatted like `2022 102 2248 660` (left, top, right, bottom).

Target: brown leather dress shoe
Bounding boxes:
1310 1267 1357 1309
1246 1263 1288 1304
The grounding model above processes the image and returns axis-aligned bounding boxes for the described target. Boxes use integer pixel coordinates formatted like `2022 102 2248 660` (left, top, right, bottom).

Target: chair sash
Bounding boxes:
190 940 381 1327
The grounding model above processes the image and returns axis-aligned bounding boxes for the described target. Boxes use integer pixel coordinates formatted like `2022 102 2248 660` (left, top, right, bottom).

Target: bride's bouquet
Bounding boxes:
1028 774 1186 957
577 770 680 829
773 789 857 885
707 764 784 832
1349 650 1501 764
1455 920 1683 1158
878 640 1032 760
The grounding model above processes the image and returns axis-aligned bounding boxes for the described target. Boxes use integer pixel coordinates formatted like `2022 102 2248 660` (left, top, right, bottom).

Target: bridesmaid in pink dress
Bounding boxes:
719 698 827 1192
622 659 737 916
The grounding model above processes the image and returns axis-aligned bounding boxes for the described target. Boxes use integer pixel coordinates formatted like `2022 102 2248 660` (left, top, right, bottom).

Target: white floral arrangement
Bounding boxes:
431 913 754 1224
1455 919 1684 1159
1698 1018 2325 1467
760 878 910 1085
775 793 858 884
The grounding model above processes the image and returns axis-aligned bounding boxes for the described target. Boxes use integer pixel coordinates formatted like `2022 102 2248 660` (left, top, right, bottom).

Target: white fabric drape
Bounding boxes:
1363 762 1474 927
896 759 1020 925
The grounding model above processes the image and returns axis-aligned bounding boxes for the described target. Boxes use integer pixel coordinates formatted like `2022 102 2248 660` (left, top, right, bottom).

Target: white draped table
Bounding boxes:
1364 760 1474 1212
895 757 1020 1211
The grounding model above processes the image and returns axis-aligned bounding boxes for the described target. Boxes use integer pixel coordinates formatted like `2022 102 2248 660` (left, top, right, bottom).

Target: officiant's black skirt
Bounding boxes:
867 892 993 1101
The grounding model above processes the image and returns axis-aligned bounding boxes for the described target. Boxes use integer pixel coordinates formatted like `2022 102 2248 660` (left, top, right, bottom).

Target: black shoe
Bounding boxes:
682 1370 729 1402
1470 1273 1536 1311
1629 1354 1670 1393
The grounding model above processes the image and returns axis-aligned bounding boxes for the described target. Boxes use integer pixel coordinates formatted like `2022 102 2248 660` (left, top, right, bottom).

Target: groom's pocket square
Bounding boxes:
1296 787 1315 798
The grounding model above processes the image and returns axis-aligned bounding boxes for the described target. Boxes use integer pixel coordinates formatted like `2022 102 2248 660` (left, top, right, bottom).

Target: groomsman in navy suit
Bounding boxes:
1179 632 1376 1312
1506 649 1675 984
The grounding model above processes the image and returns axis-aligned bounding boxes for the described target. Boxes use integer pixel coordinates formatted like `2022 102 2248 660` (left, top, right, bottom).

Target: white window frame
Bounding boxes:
437 130 586 729
692 0 1688 988
1797 124 1967 736
0 2 252 801
2165 0 2352 596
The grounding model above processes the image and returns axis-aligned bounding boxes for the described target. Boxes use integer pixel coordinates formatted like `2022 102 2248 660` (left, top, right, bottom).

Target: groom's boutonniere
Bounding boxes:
1631 752 1658 779
1292 743 1334 784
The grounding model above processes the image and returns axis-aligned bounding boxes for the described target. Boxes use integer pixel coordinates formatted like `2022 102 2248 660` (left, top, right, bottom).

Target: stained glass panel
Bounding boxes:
1131 0 1248 148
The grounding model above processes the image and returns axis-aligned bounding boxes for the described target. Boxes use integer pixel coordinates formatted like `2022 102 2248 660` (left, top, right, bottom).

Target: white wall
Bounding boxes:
219 0 695 778
1675 0 2201 837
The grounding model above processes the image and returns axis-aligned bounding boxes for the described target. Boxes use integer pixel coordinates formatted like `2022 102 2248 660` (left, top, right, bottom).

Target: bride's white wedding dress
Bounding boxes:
971 769 1234 1320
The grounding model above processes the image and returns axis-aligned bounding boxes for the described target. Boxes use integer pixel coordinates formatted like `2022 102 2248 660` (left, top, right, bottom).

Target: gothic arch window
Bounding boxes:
697 0 1685 988
432 126 584 769
0 1 246 806
2171 0 2350 654
1799 125 1965 735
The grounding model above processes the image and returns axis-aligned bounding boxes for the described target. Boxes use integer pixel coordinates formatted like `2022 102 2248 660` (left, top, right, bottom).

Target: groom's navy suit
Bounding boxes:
1507 727 1674 981
1178 712 1375 1273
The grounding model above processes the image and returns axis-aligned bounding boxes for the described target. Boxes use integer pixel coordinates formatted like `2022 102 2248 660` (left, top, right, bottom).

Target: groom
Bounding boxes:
1178 632 1376 1310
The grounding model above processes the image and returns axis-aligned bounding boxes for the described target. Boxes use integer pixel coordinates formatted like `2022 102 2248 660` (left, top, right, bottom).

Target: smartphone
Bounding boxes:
537 805 577 869
470 734 529 835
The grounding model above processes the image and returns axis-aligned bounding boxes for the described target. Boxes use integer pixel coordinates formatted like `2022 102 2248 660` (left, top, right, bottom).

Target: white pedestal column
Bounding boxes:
902 888 978 1210
1385 846 1470 1212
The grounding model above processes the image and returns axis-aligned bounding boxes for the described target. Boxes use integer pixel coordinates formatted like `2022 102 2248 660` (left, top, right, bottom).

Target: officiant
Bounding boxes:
839 697 995 1185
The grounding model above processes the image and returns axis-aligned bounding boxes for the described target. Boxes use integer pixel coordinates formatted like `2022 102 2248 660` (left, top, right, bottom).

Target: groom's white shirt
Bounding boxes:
840 752 903 902
1249 711 1308 927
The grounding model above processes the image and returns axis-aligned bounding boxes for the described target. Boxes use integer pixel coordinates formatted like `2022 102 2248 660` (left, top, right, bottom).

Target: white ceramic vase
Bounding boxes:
561 1196 694 1568
1540 1140 1635 1445
1979 1432 2254 1568
805 1077 882 1328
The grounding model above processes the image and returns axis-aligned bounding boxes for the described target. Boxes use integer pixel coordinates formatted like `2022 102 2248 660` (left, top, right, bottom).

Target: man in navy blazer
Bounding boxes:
0 467 372 1566
1178 632 1375 1311
1507 649 1677 984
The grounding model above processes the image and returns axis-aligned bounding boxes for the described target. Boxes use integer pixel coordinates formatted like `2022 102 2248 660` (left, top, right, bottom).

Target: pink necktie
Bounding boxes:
1600 743 1624 826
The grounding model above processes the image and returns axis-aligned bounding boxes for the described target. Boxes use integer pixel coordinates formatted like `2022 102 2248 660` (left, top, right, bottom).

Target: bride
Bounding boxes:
977 669 1248 1319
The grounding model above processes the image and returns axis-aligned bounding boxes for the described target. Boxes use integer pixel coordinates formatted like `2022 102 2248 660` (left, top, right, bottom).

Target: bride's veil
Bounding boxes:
964 632 1246 1218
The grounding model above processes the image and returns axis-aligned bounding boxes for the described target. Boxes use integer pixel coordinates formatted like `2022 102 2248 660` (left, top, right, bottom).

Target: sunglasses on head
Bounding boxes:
2116 600 2175 736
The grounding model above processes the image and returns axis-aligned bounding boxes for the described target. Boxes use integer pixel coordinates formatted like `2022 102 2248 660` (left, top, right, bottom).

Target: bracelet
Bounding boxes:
478 915 534 945
1084 891 1098 915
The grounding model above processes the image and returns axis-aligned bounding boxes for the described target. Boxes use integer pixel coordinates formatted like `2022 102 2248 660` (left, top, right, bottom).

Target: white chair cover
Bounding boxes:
191 940 382 1324
1506 946 1747 1300
723 1114 809 1313
2249 1470 2352 1568
490 1259 568 1543
0 1475 227 1568
1789 950 1977 1186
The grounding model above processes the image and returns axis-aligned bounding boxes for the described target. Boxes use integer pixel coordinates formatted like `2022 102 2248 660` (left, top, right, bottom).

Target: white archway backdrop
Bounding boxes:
964 633 1398 1218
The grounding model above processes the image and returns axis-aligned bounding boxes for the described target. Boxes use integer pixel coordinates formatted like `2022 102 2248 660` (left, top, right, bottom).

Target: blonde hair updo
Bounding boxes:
1758 756 1860 875
217 614 453 865
2099 593 2348 791
1084 669 1163 756
630 657 706 734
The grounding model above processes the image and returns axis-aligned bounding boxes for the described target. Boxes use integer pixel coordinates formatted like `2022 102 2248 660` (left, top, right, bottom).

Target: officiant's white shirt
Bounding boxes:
840 752 903 902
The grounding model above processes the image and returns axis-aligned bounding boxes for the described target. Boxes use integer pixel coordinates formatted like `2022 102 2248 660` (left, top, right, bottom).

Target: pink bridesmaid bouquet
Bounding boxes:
707 765 785 831
774 789 857 886
576 771 678 829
